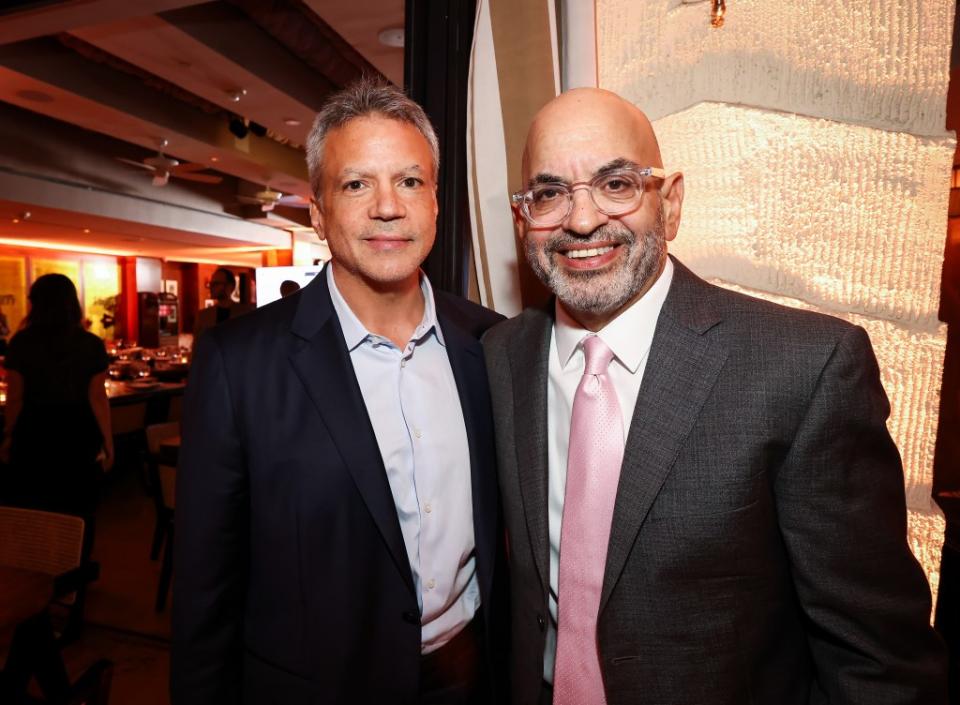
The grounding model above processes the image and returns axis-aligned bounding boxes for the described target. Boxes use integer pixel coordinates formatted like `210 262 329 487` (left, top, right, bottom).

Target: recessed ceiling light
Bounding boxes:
283 117 301 127
210 156 219 162
378 27 404 48
83 228 90 234
11 218 19 224
228 89 247 102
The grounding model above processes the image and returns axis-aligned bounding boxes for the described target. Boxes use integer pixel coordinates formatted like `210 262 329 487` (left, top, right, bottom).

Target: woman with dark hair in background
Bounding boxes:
0 273 113 516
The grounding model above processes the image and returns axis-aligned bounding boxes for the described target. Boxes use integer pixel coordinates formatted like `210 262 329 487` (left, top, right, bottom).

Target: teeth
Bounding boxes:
565 246 614 259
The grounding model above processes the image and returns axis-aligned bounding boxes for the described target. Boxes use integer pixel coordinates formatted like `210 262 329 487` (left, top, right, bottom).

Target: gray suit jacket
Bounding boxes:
483 256 947 705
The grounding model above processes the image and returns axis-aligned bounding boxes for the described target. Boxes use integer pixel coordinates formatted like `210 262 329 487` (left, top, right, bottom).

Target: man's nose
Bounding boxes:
369 185 405 220
563 187 607 236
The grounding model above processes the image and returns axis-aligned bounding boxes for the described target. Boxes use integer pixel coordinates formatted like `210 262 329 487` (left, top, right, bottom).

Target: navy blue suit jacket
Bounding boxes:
171 269 504 704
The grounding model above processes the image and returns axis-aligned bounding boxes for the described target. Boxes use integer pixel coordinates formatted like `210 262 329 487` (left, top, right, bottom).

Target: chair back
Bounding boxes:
0 506 84 578
145 422 179 455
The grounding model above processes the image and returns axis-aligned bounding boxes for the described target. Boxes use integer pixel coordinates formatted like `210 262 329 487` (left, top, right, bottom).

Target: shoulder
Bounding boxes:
434 289 505 340
669 258 859 350
708 282 860 352
78 330 107 353
483 305 549 352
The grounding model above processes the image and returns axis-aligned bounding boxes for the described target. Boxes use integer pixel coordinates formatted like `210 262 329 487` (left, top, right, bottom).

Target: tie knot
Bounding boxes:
582 335 615 375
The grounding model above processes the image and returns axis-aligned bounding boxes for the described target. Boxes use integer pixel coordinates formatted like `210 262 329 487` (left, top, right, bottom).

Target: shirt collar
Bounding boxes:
326 264 444 351
554 256 674 373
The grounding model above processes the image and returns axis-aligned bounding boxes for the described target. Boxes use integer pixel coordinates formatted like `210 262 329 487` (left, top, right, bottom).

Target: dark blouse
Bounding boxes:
5 327 109 468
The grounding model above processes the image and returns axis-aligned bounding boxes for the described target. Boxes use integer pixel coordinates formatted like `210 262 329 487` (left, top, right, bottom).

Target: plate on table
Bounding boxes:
126 379 161 391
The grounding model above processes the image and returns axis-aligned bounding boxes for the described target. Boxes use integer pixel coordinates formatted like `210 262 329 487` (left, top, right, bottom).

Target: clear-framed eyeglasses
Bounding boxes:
510 166 665 227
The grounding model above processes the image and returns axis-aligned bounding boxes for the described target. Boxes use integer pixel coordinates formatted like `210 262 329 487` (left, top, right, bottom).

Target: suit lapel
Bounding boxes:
600 259 728 613
436 309 497 608
287 271 415 595
510 307 553 594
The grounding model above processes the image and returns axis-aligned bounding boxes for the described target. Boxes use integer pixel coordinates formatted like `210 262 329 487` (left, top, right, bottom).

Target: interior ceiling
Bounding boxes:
0 0 405 262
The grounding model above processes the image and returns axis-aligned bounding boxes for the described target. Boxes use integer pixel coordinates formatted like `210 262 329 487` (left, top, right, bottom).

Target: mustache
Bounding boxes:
543 224 635 256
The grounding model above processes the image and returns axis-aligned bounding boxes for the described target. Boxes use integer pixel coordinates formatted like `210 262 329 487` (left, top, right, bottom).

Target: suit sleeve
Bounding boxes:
170 331 249 705
774 325 947 704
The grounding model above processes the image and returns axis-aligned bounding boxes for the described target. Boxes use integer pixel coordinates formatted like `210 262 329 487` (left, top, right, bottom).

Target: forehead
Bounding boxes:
523 100 656 180
322 115 433 176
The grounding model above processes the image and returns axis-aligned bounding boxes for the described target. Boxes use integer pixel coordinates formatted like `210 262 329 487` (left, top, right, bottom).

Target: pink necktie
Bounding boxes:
553 335 624 705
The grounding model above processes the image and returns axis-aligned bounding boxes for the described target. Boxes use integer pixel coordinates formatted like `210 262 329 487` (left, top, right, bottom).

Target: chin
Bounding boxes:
360 261 423 287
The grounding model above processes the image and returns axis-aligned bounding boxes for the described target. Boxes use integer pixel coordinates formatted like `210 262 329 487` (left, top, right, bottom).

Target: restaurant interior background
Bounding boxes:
0 0 959 703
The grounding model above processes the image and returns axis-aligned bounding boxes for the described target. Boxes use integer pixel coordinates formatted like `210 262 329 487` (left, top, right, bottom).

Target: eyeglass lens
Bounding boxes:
526 171 644 225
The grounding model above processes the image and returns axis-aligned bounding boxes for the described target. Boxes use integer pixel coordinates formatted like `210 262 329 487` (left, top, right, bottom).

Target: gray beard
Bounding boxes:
525 204 666 317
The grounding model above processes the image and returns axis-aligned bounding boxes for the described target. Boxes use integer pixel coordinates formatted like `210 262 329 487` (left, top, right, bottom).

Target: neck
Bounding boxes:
216 298 233 308
331 262 425 348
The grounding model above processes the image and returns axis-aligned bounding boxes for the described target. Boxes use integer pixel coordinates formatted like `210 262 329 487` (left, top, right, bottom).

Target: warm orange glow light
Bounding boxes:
0 237 137 257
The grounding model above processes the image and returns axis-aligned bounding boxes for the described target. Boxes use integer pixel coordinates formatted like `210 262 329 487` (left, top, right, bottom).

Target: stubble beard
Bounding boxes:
524 204 666 317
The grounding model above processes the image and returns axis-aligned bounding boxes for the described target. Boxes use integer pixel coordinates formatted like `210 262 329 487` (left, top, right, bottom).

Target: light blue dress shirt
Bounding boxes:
327 266 480 655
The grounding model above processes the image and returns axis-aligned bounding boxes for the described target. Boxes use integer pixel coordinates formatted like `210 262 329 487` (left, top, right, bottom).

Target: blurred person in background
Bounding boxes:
192 267 253 343
0 273 113 517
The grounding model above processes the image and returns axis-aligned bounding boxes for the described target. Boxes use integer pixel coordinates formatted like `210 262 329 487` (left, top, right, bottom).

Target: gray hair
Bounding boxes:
305 78 440 197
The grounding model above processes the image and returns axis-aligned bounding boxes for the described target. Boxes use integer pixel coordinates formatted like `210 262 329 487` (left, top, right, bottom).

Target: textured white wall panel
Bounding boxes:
597 0 955 136
657 103 954 330
909 508 946 610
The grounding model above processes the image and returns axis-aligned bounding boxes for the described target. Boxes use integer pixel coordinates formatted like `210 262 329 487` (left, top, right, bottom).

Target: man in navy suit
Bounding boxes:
171 79 503 705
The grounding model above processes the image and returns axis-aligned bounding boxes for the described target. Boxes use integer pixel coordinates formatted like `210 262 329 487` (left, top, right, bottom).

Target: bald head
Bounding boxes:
515 87 685 330
522 88 662 184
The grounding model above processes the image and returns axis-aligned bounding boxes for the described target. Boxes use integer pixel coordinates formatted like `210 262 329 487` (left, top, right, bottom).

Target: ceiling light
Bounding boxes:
83 228 90 234
0 238 136 257
228 89 247 102
11 218 19 224
283 118 301 127
210 156 219 162
378 27 404 48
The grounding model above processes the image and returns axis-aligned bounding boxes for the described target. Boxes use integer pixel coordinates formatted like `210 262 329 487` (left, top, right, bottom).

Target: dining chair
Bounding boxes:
144 422 178 612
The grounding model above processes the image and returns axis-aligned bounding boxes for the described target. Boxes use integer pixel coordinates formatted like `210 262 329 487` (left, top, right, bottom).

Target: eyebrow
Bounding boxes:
526 158 642 190
339 164 425 180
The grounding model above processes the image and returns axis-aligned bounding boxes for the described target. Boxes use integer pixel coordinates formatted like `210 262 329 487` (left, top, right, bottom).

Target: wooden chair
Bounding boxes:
0 506 98 643
0 506 112 704
144 422 178 612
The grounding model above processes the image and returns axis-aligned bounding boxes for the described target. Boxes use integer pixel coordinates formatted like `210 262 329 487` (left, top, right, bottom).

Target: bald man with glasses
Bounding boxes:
483 87 947 705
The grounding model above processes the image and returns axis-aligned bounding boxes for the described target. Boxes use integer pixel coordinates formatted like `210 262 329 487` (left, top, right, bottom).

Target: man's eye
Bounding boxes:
400 177 423 188
344 180 365 191
597 175 638 195
532 186 566 204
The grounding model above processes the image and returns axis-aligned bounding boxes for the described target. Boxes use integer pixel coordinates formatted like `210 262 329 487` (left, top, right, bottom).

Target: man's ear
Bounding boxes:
309 200 326 241
659 171 684 242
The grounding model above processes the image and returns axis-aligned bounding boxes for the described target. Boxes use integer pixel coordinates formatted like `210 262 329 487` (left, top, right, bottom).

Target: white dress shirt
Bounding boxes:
327 266 480 654
543 258 674 682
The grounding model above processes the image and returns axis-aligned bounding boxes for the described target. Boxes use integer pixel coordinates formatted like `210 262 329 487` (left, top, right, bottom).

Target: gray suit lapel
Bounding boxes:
510 307 553 594
600 259 728 613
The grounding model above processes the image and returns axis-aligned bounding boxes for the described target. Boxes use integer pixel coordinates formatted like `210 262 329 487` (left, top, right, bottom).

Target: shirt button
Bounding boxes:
414 428 422 439
426 578 436 590
400 359 407 368
424 502 432 514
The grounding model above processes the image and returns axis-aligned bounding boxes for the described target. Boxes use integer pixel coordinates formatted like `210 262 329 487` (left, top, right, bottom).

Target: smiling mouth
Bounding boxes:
562 245 615 259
